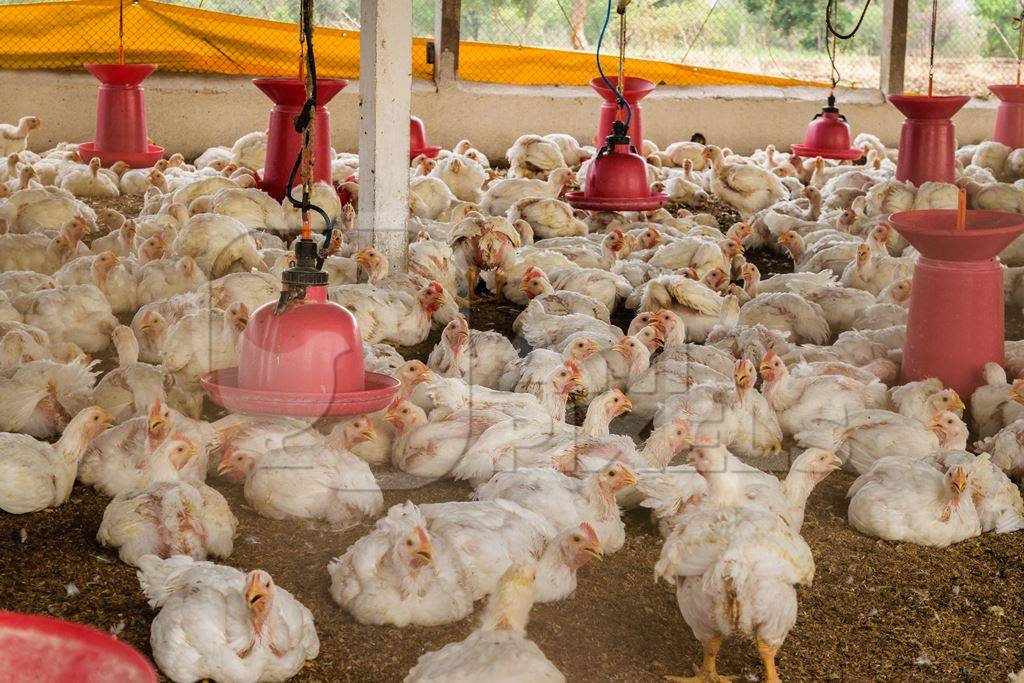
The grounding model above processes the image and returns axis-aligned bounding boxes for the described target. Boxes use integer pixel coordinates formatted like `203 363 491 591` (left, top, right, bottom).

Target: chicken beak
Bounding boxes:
413 370 432 385
621 468 638 488
951 394 966 412
412 526 434 566
583 539 605 561
825 451 843 471
925 416 945 438
1009 384 1024 406
216 459 234 476
619 396 633 414
951 467 967 495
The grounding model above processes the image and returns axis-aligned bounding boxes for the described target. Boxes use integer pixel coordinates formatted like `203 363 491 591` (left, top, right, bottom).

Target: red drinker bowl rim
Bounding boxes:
790 144 862 161
889 209 1024 237
203 367 399 403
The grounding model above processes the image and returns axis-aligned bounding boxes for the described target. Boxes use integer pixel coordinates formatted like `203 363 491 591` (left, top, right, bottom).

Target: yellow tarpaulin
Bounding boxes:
0 0 824 88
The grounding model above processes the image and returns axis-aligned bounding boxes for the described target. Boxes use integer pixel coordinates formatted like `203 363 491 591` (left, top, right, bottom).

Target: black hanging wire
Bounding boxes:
285 0 333 268
824 0 872 93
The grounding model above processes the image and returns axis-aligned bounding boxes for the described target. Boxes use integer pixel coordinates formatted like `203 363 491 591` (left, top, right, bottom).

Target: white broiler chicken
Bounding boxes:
172 213 266 278
427 315 519 390
888 378 965 425
0 217 87 273
475 462 635 554
328 501 474 626
0 116 40 156
16 283 118 353
514 267 610 323
135 255 207 307
0 406 112 513
635 274 723 342
507 134 568 179
92 325 174 423
847 456 981 547
975 419 1024 483
507 197 587 239
0 355 95 437
480 168 575 216
161 303 249 392
654 446 815 683
971 364 1024 439
53 250 137 314
738 291 830 345
759 349 887 436
139 555 319 683
404 565 566 683
231 130 268 169
97 437 237 566
59 158 120 197
450 215 522 301
924 450 1024 534
430 154 487 203
515 299 623 350
797 409 968 474
703 145 786 217
215 424 382 526
329 281 446 347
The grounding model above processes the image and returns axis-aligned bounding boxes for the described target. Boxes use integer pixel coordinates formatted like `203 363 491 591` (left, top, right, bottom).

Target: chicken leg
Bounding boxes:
665 636 732 683
465 265 480 307
757 639 781 683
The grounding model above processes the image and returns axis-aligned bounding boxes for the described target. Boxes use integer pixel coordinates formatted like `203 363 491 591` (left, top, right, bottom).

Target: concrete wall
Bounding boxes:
0 68 1000 160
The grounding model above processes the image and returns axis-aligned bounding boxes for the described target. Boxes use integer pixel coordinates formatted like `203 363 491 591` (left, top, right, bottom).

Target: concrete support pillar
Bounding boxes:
880 0 908 95
358 0 412 269
433 0 462 85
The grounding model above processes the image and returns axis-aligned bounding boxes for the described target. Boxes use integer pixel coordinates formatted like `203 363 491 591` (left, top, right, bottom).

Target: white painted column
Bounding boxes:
358 0 412 270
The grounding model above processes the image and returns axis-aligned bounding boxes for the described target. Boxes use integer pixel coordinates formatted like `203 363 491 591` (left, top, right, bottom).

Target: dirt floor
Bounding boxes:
2 198 1024 681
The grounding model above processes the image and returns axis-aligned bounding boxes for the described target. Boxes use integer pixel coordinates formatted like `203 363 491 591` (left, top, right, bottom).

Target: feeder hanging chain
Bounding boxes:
284 0 334 269
596 0 632 133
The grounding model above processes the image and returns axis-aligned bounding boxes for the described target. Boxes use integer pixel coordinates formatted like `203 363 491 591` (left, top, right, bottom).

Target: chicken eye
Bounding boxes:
406 539 414 547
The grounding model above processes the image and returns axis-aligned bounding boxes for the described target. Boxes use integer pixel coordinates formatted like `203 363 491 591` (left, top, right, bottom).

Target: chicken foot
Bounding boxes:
757 639 781 683
665 636 733 683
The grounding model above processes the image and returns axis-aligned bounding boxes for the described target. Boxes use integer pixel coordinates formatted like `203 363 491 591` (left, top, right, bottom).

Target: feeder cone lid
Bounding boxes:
989 84 1024 103
590 76 657 103
0 611 156 682
253 77 348 106
889 210 1024 261
84 63 156 86
888 94 970 120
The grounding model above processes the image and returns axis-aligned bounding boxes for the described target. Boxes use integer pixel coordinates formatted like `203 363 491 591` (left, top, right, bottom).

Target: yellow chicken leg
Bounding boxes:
465 266 479 306
665 636 732 683
757 639 781 683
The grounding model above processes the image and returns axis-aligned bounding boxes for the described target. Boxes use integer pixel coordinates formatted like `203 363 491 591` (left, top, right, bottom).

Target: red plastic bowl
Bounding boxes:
889 210 1024 261
410 116 441 159
567 141 667 212
78 142 165 169
0 611 156 682
202 367 400 417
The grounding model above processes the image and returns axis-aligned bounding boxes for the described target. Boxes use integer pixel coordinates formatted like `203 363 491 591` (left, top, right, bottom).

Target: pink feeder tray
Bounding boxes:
202 274 399 417
791 98 862 161
889 209 1024 400
566 121 667 212
79 63 164 168
255 77 347 201
410 116 441 160
590 76 655 149
989 84 1024 150
889 94 969 186
0 611 156 682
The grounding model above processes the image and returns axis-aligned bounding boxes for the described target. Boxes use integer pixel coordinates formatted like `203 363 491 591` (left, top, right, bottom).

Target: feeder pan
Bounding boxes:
590 76 655 150
989 85 1024 149
410 116 441 160
566 121 667 212
202 241 399 417
791 95 862 161
255 77 347 201
0 611 156 682
79 63 164 168
888 94 969 186
889 209 1024 400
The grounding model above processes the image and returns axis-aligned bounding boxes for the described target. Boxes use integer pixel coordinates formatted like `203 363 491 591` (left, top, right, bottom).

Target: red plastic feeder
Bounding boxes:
566 121 667 212
791 96 862 161
203 243 399 417
79 63 164 168
889 95 969 186
410 116 441 160
255 77 347 201
0 611 156 682
590 76 654 149
989 84 1024 149
889 210 1024 400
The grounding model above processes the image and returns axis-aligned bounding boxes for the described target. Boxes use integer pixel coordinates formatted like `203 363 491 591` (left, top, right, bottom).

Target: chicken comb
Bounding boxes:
578 521 599 543
762 349 776 362
415 525 431 544
563 359 581 373
168 433 194 445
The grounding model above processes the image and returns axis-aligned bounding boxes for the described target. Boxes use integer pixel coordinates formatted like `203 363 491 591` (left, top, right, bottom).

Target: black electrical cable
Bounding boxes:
285 0 333 269
825 0 873 41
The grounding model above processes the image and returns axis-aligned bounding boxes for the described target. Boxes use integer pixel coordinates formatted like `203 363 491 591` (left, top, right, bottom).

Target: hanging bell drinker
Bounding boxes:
565 120 667 211
791 93 863 161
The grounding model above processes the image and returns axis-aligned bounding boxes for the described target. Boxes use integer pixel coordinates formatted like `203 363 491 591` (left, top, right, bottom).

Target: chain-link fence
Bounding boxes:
0 0 1017 95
